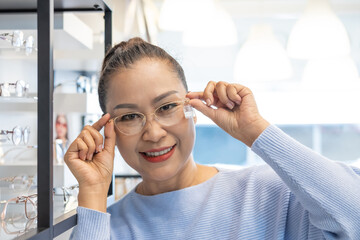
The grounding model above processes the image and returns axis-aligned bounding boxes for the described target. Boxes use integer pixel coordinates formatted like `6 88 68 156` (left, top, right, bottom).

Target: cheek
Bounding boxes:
115 134 138 166
176 119 196 153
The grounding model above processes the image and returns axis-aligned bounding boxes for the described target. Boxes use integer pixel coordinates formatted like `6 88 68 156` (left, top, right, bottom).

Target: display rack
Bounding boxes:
0 0 112 239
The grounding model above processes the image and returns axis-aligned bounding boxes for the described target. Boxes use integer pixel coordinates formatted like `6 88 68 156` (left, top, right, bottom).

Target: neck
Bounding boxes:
136 159 218 196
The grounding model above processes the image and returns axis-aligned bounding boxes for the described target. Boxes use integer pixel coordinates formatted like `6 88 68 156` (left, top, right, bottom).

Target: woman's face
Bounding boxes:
106 59 196 182
56 115 67 139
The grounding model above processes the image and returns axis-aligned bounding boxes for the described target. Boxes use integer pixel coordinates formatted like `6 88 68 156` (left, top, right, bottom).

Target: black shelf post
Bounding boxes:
37 0 54 238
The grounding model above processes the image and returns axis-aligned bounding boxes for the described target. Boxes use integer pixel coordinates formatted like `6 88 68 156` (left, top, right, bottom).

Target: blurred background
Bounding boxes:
1 0 360 177
110 0 360 170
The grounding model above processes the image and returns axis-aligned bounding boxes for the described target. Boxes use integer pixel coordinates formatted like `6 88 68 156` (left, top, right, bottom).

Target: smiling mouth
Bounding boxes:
140 144 176 163
141 145 175 157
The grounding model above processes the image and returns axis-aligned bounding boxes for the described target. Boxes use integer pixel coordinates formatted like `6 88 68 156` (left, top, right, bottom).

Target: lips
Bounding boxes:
140 144 176 163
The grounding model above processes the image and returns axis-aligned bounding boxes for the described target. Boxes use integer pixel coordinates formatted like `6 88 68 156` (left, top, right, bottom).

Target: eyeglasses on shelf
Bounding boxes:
53 184 79 207
0 80 30 97
0 126 30 145
1 216 36 236
0 30 36 55
0 175 35 191
0 193 37 222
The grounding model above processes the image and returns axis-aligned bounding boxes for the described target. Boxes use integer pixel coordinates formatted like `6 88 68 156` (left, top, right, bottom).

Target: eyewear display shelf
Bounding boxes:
0 1 113 240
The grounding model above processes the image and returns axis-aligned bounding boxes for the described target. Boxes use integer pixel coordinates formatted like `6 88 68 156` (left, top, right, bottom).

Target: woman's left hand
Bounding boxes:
186 81 270 147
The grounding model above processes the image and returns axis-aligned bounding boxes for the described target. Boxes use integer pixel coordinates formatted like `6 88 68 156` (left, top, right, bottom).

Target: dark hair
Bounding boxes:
98 37 188 113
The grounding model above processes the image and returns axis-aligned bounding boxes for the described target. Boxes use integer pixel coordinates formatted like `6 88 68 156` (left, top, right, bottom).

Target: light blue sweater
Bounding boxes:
71 125 360 239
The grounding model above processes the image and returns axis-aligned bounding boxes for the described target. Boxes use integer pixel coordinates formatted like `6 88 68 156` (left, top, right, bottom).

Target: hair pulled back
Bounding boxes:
98 37 187 113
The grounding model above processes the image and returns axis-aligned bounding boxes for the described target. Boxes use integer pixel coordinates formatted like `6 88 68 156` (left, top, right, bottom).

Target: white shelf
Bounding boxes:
54 92 102 114
0 96 37 111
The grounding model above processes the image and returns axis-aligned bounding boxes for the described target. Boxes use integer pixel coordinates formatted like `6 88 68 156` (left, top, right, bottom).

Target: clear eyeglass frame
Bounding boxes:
0 126 30 145
0 175 35 191
113 98 194 136
0 80 30 97
0 30 36 55
1 217 36 236
0 194 38 221
53 184 79 207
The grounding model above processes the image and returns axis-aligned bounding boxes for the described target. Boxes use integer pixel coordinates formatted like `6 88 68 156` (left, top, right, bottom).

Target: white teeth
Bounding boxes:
144 146 173 157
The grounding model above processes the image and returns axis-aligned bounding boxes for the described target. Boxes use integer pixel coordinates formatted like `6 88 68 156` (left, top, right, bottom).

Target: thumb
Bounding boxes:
103 119 116 155
189 99 216 121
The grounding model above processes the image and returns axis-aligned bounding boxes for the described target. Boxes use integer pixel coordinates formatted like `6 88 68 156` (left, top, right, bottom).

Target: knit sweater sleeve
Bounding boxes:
251 125 360 239
69 207 111 240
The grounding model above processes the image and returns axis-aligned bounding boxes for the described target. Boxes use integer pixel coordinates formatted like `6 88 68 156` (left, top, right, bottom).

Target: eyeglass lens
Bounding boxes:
11 30 23 48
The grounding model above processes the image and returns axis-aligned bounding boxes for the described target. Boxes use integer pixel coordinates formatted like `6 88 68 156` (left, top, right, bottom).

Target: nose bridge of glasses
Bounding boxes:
142 112 160 129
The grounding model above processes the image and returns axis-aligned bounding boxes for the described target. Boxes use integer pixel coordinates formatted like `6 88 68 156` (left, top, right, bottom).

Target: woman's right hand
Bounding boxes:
64 113 116 212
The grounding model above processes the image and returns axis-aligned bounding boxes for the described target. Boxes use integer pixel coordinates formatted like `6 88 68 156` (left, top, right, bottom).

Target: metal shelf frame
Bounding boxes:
0 0 112 239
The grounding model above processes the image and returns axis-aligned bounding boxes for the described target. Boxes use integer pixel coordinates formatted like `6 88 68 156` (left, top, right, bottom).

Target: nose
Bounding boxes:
141 116 167 142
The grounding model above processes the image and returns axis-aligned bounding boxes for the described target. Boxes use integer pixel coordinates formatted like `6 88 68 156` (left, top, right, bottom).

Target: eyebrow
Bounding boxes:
112 90 179 111
152 90 178 105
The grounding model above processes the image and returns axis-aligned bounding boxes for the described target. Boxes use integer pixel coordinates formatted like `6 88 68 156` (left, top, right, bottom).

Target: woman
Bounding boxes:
55 114 69 163
65 38 360 239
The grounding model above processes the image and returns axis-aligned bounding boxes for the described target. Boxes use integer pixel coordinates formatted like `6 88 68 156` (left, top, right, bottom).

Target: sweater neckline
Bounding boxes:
130 167 224 198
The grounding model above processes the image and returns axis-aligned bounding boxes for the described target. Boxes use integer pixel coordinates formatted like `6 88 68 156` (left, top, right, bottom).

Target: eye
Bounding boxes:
158 103 179 113
120 113 142 121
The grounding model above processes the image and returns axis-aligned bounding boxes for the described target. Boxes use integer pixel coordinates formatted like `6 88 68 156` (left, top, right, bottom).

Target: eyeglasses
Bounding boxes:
0 126 30 145
113 99 195 136
1 194 37 221
0 175 35 191
1 217 36 236
0 80 30 97
53 184 79 207
0 31 35 55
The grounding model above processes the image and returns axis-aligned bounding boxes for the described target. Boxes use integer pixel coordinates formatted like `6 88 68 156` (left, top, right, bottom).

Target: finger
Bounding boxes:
103 119 116 155
83 125 104 153
232 84 253 98
189 99 216 120
68 138 88 161
215 82 234 109
92 113 111 132
203 81 216 106
186 91 204 100
226 84 242 105
76 138 88 161
80 131 96 160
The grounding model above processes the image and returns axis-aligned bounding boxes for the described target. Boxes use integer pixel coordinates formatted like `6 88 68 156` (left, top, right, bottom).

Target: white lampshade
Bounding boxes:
182 0 237 47
234 24 293 82
302 56 359 90
159 0 191 31
287 0 350 59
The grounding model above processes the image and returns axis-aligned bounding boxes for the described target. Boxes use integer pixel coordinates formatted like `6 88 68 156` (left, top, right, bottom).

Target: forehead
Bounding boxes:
106 59 186 108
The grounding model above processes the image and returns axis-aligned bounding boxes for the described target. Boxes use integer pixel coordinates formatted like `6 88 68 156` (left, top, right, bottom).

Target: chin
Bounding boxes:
140 164 180 182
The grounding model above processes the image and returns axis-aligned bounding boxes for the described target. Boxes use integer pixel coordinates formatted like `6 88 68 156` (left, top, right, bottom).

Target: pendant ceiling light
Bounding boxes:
182 0 237 47
287 0 350 59
234 24 293 82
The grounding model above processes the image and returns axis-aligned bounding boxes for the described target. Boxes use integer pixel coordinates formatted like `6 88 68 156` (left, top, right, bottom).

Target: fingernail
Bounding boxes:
97 145 103 152
206 99 211 106
226 102 234 109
